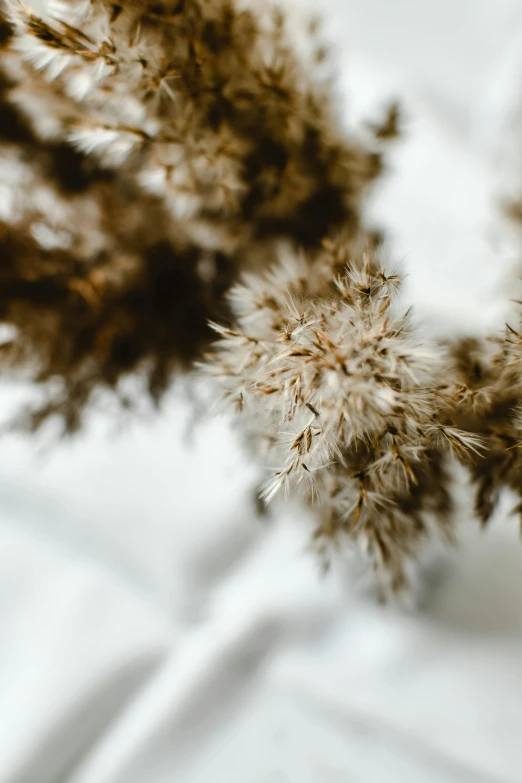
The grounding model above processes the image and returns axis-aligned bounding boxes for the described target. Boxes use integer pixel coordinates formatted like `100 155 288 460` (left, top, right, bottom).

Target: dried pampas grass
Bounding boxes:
2 0 522 588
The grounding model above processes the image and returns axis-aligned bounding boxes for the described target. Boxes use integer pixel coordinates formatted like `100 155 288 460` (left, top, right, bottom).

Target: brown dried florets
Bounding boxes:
0 0 384 432
0 161 234 431
0 13 239 432
448 327 522 526
205 239 482 587
5 0 381 249
2 0 518 594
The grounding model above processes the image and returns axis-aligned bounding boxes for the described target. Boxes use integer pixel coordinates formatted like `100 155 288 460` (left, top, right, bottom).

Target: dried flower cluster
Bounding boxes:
448 329 522 525
4 0 380 249
0 0 382 432
206 238 489 586
3 0 522 586
0 57 233 428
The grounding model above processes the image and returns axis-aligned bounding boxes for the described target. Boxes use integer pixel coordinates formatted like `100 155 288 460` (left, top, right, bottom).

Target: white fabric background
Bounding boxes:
2 1 522 781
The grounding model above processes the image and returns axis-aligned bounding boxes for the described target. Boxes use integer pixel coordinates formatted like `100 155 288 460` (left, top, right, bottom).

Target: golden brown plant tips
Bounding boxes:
0 132 235 432
5 0 381 248
0 215 230 432
448 333 522 527
0 0 386 433
206 239 485 587
367 102 401 141
6 1 522 591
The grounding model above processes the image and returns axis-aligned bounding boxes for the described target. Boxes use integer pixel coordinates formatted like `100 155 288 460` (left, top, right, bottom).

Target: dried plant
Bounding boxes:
0 182 232 432
4 0 380 249
204 238 486 587
428 195 522 529
0 0 382 433
0 63 235 430
447 326 522 526
3 0 522 588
